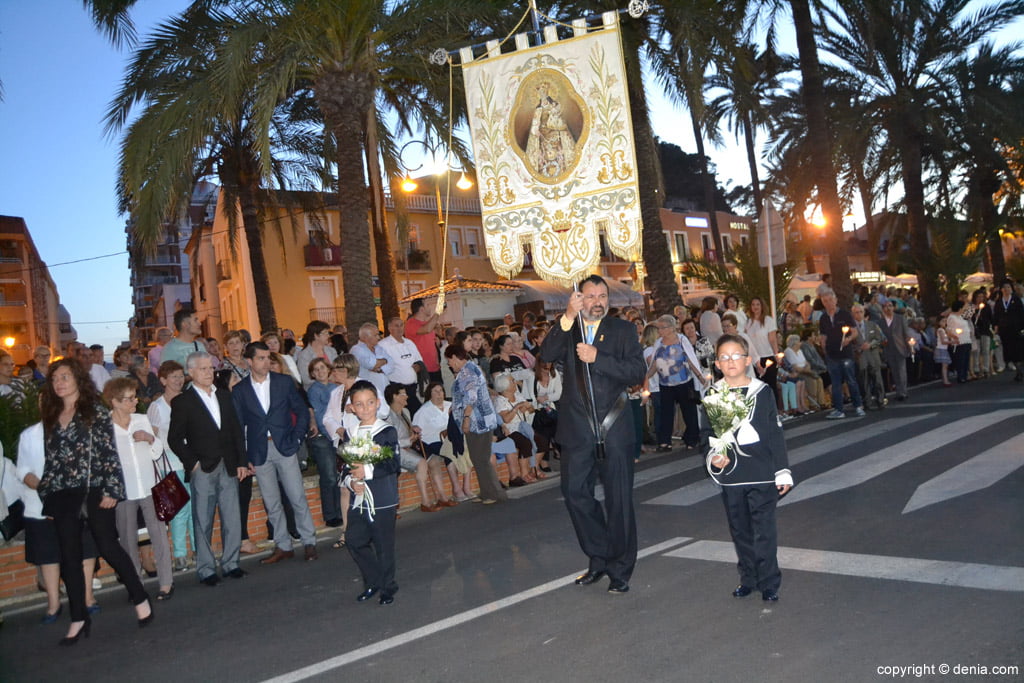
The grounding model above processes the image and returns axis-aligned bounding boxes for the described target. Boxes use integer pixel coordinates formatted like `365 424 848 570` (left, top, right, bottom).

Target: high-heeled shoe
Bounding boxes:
58 619 90 646
137 601 155 628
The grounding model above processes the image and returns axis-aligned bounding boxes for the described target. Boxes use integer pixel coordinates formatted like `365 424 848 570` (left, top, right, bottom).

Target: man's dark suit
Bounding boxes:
880 312 911 397
168 385 247 580
540 314 647 583
231 372 309 466
232 373 317 551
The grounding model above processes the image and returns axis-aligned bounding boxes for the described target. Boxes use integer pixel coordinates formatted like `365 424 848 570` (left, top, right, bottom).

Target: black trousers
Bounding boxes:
47 488 149 622
560 417 637 582
346 505 397 594
658 382 699 447
720 484 781 592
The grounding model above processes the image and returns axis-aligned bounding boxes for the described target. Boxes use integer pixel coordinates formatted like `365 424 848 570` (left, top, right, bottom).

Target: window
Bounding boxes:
701 233 714 255
465 227 481 257
674 233 689 261
305 213 330 241
721 234 732 255
405 224 421 251
401 280 426 297
448 227 463 258
740 235 749 248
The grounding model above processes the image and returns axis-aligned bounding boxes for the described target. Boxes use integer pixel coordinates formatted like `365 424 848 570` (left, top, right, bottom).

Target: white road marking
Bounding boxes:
645 414 936 507
259 537 694 683
780 410 1024 507
902 433 1024 514
666 540 1024 592
888 398 1024 408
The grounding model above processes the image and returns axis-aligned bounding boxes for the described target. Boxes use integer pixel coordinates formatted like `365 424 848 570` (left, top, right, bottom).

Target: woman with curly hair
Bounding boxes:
37 359 153 645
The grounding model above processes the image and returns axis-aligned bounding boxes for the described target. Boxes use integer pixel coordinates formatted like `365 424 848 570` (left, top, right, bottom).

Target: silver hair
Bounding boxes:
492 373 515 394
655 314 676 328
186 351 212 370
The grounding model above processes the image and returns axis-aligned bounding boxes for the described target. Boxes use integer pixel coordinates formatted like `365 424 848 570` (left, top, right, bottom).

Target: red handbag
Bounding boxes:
151 452 190 522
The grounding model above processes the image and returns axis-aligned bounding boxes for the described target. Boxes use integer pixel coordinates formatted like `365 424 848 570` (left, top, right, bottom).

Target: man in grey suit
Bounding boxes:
233 342 318 563
852 304 886 409
879 300 911 400
168 352 250 586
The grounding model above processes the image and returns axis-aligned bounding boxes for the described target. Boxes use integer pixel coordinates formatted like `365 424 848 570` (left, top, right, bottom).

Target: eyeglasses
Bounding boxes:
716 353 748 362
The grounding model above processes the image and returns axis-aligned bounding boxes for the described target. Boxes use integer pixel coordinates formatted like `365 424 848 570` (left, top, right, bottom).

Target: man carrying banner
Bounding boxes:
540 275 647 594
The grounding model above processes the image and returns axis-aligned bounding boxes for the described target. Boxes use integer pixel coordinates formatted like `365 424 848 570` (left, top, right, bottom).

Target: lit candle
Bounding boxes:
979 303 985 309
841 326 850 336
955 328 963 335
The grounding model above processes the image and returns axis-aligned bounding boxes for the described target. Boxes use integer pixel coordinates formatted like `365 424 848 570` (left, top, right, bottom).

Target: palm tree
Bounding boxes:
107 6 324 333
81 0 140 46
215 0 498 329
941 43 1024 283
818 0 1024 314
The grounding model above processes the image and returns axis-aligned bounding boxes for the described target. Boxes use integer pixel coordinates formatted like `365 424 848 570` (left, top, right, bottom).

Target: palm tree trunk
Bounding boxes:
622 22 681 316
742 112 763 215
237 183 278 333
688 105 725 265
789 0 854 307
316 71 378 329
899 135 942 315
364 110 400 323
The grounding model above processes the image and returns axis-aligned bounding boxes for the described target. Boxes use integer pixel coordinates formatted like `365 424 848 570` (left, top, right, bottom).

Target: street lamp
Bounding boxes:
3 337 14 349
398 140 474 306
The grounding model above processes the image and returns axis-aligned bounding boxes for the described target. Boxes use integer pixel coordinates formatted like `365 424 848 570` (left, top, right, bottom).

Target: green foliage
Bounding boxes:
1005 255 1024 283
681 238 800 316
0 382 39 462
915 217 985 305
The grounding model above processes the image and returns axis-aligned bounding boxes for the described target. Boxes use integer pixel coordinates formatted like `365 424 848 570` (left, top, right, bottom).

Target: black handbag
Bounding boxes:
1 499 24 541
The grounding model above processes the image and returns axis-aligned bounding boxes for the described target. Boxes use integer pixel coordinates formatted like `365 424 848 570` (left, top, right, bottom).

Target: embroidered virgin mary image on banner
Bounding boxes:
460 12 643 287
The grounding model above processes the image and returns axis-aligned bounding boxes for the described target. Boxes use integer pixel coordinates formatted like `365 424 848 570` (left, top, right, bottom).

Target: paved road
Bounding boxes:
2 377 1022 682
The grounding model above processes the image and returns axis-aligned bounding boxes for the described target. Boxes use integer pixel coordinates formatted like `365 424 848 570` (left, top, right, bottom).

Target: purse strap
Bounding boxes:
152 450 173 480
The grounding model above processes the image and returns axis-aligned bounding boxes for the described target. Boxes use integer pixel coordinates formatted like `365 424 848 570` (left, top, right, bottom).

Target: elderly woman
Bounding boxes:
492 372 536 485
681 317 715 382
38 360 152 645
146 360 194 572
648 315 705 451
445 344 506 504
105 377 174 601
697 296 723 347
414 381 472 501
525 361 561 472
785 333 824 411
216 330 250 391
509 330 536 370
385 383 455 512
129 352 162 407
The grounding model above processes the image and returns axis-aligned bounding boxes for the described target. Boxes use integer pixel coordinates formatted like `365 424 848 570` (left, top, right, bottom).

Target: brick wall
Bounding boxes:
0 464 509 602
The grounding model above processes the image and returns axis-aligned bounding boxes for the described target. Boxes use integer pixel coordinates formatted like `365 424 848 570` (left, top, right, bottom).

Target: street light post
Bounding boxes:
398 140 473 311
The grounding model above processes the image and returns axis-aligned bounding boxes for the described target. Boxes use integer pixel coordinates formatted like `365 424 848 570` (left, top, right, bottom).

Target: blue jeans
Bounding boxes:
826 357 863 410
169 468 193 559
308 434 341 523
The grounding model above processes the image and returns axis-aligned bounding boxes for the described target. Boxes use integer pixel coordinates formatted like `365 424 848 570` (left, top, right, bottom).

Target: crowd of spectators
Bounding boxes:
1 275 1023 632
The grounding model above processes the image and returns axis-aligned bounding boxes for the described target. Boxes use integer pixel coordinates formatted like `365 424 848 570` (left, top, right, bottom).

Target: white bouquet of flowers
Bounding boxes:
703 386 755 469
338 433 393 520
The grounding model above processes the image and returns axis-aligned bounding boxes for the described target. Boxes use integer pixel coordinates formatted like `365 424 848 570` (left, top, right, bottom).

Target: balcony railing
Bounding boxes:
394 249 431 271
0 300 26 307
309 307 345 325
304 244 342 268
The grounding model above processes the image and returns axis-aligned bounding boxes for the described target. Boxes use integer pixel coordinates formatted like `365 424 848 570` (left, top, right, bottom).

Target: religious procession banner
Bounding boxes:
460 12 643 287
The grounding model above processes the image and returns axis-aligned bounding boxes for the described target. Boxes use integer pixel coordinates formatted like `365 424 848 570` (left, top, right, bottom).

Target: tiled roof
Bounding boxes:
400 275 521 302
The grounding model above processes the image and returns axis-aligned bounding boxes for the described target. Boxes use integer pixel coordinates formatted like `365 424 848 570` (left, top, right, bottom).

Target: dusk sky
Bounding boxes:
0 1 760 358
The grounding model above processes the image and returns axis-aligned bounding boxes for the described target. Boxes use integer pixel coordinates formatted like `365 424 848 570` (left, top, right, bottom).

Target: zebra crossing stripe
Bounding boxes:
902 433 1024 514
779 409 1024 507
644 413 936 507
664 540 1024 592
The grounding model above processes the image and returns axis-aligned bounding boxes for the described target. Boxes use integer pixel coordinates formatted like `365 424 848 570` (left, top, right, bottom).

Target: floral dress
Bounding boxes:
38 408 125 502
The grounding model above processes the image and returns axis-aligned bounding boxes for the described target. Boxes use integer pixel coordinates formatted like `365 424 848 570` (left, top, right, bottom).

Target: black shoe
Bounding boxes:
896 394 907 401
325 518 344 528
607 579 630 594
379 593 394 605
137 602 155 628
574 570 606 586
225 568 248 579
762 589 779 602
58 619 90 646
356 587 378 602
200 574 221 587
732 585 753 598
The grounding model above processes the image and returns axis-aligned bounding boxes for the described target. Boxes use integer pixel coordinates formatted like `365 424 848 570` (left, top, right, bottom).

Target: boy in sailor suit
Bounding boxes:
340 380 401 605
703 335 793 602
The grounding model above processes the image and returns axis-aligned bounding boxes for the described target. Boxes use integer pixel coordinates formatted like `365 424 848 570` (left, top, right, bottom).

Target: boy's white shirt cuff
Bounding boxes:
775 469 793 487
